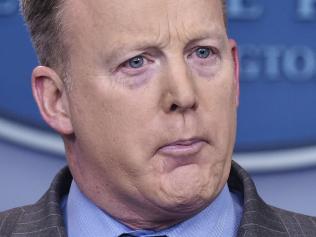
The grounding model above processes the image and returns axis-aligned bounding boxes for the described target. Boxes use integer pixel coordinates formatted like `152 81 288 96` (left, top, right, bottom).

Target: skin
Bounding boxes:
32 0 239 230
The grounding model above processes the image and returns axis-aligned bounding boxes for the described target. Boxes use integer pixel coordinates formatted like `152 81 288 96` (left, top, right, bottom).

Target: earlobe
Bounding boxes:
229 39 240 107
32 66 73 135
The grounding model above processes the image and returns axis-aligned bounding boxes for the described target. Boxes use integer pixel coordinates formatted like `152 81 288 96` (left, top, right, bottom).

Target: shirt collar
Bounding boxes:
64 181 242 237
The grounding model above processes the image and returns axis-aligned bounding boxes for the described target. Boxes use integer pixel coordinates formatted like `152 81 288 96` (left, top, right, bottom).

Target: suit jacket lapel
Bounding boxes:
8 167 71 237
6 162 297 237
229 161 288 237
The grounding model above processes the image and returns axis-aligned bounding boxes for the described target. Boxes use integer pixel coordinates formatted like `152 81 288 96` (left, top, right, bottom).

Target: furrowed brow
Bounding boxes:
105 39 166 63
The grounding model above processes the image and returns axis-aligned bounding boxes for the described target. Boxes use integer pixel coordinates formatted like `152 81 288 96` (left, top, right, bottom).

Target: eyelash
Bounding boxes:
122 55 149 69
189 46 217 58
118 46 218 72
115 55 153 77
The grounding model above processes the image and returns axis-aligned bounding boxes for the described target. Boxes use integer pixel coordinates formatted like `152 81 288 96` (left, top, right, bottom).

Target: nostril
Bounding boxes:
192 101 198 110
170 104 178 112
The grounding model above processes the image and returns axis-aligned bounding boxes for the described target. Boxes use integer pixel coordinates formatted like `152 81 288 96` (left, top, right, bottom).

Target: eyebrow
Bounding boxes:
105 30 227 63
104 39 165 65
186 29 226 42
184 30 227 48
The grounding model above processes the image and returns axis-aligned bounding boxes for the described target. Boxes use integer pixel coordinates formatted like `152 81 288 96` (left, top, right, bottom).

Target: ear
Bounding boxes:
32 66 73 135
229 39 240 107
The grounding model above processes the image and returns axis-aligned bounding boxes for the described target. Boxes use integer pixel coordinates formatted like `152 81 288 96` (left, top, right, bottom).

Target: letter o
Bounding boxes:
283 46 316 81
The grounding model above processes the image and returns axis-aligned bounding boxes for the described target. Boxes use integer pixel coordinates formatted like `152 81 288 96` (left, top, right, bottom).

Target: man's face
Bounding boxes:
63 0 238 225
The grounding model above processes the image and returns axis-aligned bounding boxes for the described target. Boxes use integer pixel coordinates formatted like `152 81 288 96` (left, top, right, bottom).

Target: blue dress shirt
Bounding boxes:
62 181 243 237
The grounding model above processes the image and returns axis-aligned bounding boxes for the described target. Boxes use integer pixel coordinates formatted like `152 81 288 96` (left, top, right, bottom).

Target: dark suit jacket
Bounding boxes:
1 161 316 237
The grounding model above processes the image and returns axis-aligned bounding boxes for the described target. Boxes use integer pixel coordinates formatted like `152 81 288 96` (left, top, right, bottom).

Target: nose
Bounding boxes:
162 60 198 113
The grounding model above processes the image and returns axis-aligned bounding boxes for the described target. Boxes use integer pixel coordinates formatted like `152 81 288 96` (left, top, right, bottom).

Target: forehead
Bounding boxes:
63 0 226 55
71 1 222 23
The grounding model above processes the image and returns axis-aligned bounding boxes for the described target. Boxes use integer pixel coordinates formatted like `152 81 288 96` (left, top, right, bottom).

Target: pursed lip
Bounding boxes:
157 138 207 157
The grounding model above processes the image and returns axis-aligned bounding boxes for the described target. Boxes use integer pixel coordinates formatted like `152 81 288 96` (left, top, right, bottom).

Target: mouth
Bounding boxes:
157 138 207 157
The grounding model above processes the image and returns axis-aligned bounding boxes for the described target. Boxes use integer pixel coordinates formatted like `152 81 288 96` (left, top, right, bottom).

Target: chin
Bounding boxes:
159 190 213 216
157 165 218 213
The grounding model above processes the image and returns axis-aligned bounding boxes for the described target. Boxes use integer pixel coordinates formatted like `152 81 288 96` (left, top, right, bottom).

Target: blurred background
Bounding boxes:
1 0 316 214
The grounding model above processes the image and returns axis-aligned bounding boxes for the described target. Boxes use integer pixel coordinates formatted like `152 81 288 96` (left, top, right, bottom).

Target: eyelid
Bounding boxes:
122 55 144 68
112 53 156 77
188 46 217 57
121 53 154 68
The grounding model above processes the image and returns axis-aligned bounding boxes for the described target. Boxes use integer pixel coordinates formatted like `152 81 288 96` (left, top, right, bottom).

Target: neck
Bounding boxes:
114 208 206 231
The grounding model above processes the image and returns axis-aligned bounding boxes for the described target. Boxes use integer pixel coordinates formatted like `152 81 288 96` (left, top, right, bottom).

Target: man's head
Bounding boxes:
21 0 68 78
21 0 227 79
23 0 239 230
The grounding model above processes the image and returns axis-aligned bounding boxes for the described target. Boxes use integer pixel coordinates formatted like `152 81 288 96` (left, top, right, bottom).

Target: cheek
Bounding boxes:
199 79 237 148
70 80 161 168
114 66 156 89
188 56 220 79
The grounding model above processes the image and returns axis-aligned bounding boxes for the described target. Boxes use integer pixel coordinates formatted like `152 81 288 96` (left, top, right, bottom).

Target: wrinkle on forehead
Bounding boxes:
66 0 225 32
67 0 168 32
63 0 227 61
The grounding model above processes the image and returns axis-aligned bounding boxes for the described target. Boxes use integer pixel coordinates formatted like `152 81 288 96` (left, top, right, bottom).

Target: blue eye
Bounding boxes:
128 56 144 68
196 47 211 58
